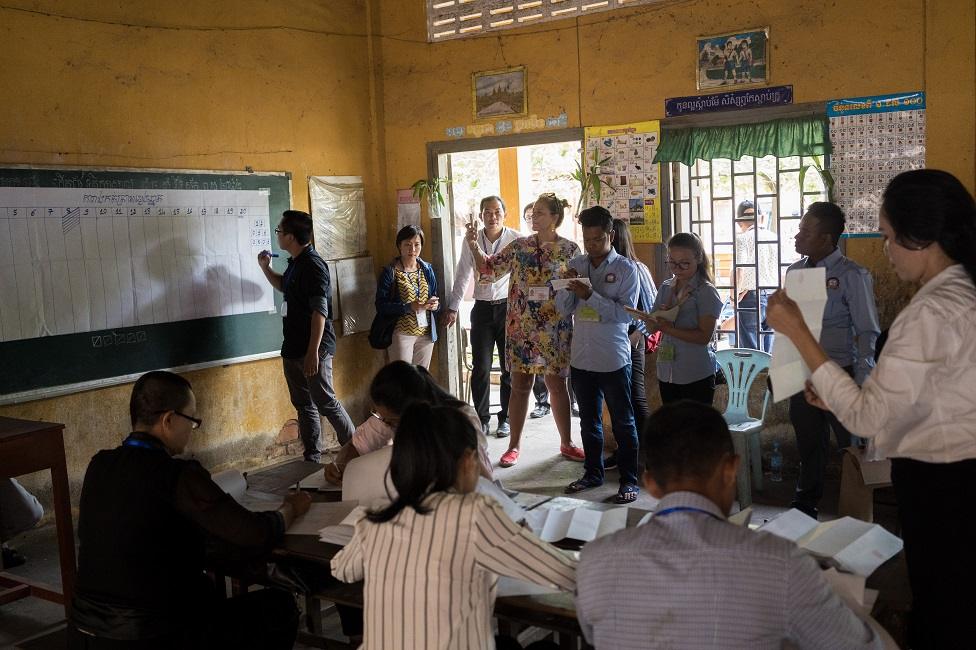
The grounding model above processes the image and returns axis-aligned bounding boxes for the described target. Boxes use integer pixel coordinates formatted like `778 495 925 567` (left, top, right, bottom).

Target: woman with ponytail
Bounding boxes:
331 402 576 650
639 232 723 405
767 169 976 649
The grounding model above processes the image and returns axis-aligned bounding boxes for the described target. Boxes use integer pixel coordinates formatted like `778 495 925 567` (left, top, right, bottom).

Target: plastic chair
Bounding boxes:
715 348 772 508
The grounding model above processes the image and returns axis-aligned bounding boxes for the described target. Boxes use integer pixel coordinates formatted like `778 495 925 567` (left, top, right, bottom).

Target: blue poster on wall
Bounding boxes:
665 85 793 117
826 91 925 117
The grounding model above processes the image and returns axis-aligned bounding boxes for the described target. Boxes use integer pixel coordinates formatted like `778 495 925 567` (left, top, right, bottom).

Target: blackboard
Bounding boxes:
0 166 291 403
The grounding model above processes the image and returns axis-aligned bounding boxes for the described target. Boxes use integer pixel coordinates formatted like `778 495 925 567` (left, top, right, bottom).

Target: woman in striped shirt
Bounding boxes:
331 402 576 650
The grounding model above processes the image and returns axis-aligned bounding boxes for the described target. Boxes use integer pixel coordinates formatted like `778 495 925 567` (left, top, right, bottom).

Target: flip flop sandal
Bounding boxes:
614 484 640 504
565 475 603 494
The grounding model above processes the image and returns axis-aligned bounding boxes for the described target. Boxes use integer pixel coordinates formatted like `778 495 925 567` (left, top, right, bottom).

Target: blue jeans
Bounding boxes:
571 365 639 487
736 290 773 352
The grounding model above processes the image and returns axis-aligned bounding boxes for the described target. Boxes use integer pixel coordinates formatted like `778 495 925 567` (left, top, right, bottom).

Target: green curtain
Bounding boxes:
653 116 831 166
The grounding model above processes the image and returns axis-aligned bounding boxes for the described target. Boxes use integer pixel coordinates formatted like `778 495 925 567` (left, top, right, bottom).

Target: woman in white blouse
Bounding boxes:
767 169 976 650
331 401 576 650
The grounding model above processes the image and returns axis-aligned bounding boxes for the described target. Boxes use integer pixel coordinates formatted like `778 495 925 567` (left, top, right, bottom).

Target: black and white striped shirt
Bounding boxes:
332 491 576 649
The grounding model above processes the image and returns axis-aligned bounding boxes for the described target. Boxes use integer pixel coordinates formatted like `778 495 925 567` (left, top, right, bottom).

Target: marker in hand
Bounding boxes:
259 250 280 259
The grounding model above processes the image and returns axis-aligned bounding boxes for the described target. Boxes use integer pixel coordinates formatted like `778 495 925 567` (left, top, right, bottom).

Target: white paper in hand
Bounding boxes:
550 277 592 291
770 267 827 401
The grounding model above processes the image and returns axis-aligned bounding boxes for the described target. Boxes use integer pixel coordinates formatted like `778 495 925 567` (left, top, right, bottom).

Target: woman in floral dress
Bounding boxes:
466 193 585 468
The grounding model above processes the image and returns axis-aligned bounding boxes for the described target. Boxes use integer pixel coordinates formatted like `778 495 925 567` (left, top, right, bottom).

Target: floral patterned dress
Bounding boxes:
482 235 580 374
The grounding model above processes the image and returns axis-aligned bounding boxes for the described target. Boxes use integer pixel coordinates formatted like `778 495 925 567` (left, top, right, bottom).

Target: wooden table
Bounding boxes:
275 493 650 649
0 416 76 611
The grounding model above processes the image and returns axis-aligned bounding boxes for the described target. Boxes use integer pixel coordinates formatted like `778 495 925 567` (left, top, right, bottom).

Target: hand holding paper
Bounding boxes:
768 268 827 401
550 277 591 291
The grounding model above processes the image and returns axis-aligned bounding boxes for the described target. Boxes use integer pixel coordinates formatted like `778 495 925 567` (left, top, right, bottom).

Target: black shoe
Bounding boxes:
496 421 510 438
529 405 550 419
790 501 819 519
1 545 26 569
603 452 618 470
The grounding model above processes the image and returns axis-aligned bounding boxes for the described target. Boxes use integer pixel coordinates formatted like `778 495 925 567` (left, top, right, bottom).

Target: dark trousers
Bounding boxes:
630 342 650 435
658 375 715 406
891 457 976 649
68 588 298 650
572 365 639 487
789 366 854 513
282 354 355 462
532 374 549 408
470 300 511 425
736 290 772 352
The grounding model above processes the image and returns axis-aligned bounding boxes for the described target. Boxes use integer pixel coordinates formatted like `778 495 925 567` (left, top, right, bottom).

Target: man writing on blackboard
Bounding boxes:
258 210 355 461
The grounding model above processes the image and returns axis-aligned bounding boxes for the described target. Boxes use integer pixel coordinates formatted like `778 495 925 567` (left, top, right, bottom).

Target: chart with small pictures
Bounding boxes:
827 91 926 234
583 120 662 243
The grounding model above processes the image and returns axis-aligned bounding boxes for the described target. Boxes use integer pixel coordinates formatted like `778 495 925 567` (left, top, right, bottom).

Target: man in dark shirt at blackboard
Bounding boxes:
258 210 355 461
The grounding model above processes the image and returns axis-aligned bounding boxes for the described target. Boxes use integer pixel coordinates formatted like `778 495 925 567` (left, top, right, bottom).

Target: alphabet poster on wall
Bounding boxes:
826 91 926 234
583 120 663 244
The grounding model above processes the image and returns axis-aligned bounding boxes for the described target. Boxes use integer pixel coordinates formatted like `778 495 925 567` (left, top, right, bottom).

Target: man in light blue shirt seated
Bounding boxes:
576 401 884 650
556 206 640 504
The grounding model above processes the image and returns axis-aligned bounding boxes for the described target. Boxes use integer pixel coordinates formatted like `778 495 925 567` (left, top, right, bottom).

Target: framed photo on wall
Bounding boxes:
472 66 527 120
697 27 769 91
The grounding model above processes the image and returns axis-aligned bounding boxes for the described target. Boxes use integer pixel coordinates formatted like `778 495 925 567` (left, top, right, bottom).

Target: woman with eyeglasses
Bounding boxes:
324 361 492 485
466 193 585 468
767 169 976 649
639 232 723 405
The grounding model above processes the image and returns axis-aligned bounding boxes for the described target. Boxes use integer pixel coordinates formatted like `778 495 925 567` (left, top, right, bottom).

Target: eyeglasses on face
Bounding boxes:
666 258 694 270
154 410 202 429
274 227 289 235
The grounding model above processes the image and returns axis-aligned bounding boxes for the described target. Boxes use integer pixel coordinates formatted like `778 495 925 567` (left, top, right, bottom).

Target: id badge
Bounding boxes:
527 286 549 302
280 301 288 317
658 343 675 362
579 305 600 322
416 309 428 327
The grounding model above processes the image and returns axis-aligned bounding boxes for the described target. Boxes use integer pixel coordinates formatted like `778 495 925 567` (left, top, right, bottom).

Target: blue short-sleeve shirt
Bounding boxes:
653 275 723 384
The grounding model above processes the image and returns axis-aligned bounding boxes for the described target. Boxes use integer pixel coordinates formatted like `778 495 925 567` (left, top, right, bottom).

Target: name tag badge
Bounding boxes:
416 309 428 327
579 305 600 322
528 286 549 302
280 301 288 317
658 343 676 362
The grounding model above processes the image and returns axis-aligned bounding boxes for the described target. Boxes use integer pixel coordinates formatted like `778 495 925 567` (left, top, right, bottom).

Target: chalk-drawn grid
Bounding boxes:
426 0 666 42
0 192 274 343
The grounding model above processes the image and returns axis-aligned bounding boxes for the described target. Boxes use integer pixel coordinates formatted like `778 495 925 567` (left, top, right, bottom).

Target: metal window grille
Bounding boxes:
427 0 666 42
666 154 829 351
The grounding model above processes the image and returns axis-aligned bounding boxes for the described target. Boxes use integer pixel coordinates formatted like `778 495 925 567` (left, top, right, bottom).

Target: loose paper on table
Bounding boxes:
769 267 826 401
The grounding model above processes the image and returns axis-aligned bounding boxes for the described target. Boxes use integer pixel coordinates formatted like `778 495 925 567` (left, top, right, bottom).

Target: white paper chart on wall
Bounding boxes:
0 187 275 343
827 91 926 234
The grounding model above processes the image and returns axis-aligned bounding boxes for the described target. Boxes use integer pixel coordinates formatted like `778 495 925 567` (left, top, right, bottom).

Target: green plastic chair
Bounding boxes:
716 348 772 508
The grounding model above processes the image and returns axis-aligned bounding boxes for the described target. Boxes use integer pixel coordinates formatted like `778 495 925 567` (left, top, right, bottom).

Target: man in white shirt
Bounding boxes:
576 400 884 650
733 200 778 352
441 196 520 437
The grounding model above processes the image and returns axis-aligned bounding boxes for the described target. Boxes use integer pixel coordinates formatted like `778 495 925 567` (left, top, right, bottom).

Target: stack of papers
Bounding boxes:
317 504 366 546
769 267 827 400
212 469 282 512
286 501 359 536
760 509 903 577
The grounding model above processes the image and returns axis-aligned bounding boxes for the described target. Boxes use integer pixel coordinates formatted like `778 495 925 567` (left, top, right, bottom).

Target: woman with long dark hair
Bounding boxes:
639 232 723 405
767 169 976 649
331 402 576 650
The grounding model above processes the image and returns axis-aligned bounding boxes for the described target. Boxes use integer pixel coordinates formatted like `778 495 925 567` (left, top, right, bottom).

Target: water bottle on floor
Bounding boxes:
770 441 783 482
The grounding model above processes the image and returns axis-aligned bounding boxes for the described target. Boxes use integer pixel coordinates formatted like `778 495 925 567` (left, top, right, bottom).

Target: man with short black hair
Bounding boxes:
576 401 883 649
69 371 309 649
556 206 640 503
733 200 778 351
788 202 880 518
258 210 355 461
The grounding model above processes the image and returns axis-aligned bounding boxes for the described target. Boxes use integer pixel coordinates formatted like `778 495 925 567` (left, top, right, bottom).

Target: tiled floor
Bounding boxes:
1 388 910 647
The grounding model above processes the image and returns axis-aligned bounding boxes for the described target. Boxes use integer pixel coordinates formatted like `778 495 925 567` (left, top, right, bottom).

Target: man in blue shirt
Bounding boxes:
787 202 880 518
556 206 641 503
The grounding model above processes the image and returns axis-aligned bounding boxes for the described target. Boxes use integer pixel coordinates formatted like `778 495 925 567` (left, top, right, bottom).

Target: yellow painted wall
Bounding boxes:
0 0 388 504
373 0 974 323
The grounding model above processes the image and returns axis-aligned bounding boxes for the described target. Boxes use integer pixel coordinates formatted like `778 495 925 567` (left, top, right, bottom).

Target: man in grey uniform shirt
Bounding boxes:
576 401 883 650
787 202 880 518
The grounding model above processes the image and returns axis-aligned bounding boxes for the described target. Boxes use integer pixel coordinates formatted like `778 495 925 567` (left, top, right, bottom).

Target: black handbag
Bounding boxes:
368 311 397 349
368 266 399 350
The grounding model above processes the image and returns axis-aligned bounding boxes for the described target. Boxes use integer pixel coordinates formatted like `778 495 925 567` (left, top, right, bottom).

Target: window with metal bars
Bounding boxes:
667 154 829 352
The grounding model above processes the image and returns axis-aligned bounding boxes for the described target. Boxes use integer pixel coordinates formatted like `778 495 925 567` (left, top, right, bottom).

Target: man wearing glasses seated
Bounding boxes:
69 371 310 650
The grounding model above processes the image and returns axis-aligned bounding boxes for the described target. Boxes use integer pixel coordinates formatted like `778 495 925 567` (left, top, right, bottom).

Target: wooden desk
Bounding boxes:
0 416 76 611
275 494 650 649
